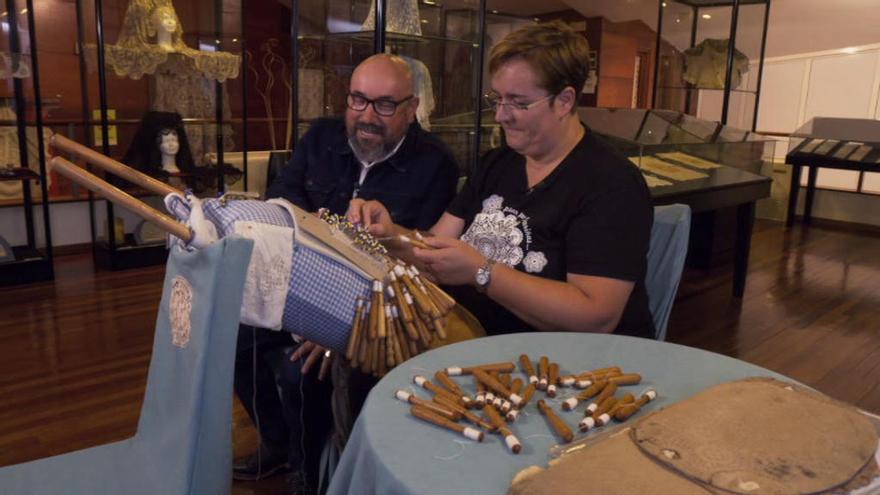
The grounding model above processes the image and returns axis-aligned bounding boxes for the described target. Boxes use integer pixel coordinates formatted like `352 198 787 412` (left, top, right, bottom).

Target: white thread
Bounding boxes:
432 440 467 461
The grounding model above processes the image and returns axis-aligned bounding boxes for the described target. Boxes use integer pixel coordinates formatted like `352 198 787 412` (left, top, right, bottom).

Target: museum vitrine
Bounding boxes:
653 0 770 131
74 0 247 270
0 0 53 286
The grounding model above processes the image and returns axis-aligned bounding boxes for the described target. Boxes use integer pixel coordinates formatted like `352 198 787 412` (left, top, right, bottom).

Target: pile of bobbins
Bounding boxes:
325 212 457 378
394 356 658 454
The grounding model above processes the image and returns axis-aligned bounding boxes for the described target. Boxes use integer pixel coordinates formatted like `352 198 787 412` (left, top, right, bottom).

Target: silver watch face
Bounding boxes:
475 267 490 286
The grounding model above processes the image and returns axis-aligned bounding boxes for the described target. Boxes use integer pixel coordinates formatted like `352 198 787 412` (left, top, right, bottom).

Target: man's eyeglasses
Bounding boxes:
483 92 555 112
346 93 414 117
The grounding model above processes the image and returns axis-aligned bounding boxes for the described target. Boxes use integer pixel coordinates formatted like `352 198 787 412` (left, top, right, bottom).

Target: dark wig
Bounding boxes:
122 111 196 181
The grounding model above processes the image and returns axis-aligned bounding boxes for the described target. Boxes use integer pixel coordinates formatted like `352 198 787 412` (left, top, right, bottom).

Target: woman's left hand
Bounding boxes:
413 237 486 286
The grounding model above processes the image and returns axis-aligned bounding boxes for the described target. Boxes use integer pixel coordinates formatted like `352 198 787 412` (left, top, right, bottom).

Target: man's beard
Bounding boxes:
347 121 397 163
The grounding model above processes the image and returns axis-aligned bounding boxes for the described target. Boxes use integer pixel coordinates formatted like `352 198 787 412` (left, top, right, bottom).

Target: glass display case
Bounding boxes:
653 0 770 131
580 107 776 181
785 117 880 225
0 0 54 286
292 0 486 174
74 0 246 270
580 107 773 294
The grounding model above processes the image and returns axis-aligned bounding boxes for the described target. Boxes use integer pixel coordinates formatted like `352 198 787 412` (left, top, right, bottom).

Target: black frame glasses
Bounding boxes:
346 93 414 117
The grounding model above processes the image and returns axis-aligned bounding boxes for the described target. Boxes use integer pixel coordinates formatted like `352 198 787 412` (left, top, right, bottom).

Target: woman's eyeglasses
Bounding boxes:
483 92 555 112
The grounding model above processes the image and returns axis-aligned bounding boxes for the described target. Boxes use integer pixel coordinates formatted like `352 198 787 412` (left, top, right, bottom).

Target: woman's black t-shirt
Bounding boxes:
446 127 655 339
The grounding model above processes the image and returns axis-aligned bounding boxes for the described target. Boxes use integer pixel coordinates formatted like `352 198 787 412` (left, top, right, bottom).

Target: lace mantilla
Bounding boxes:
92 0 240 82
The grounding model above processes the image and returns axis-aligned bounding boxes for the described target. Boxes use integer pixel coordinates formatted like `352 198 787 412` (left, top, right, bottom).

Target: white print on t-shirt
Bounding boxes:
462 194 547 273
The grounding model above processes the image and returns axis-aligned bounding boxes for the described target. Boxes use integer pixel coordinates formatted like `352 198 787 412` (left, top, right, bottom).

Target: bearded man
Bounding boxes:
233 54 459 493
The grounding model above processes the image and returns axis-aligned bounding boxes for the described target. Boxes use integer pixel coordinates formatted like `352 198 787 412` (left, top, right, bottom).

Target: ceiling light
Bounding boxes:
662 2 667 6
842 47 858 54
701 14 711 19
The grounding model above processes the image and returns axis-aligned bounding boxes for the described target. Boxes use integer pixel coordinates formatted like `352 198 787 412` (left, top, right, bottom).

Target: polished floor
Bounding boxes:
1 219 879 494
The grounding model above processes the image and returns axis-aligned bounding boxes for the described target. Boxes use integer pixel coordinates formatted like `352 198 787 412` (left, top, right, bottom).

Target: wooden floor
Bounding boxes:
1 219 879 493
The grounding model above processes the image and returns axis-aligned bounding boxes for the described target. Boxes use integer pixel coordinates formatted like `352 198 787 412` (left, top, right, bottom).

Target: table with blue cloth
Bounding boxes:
327 332 789 495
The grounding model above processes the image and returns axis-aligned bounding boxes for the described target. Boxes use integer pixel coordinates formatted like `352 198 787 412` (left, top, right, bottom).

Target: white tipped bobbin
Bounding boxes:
504 435 522 454
579 416 597 432
463 427 483 442
508 393 524 407
561 397 579 411
445 366 463 376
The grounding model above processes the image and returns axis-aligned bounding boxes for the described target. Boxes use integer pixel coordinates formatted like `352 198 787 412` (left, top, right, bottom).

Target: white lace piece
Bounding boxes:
267 198 374 280
0 52 31 79
234 221 294 331
362 0 422 35
0 107 53 200
169 275 193 348
152 56 235 166
89 0 240 82
400 56 435 130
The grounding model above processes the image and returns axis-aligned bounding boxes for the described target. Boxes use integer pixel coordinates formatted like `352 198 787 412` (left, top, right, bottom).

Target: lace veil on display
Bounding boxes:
102 0 239 82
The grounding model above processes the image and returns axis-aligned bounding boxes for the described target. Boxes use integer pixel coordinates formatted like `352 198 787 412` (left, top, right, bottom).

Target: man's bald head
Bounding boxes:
352 54 416 98
345 54 420 164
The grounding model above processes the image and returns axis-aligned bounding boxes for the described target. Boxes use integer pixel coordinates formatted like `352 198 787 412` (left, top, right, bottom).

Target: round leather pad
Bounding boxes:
631 378 878 494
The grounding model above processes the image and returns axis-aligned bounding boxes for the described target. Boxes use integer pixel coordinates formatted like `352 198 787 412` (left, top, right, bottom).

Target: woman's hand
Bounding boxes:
290 340 332 381
413 237 486 286
347 198 394 237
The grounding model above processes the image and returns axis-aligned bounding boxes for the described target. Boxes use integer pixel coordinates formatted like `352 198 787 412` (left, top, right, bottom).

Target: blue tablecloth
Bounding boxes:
327 332 789 495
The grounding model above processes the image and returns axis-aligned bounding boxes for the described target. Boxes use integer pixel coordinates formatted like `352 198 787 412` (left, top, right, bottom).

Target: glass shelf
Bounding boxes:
299 31 479 47
0 168 41 182
656 86 758 94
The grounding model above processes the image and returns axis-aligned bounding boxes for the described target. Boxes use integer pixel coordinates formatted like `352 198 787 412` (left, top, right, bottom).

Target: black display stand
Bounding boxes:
0 0 54 286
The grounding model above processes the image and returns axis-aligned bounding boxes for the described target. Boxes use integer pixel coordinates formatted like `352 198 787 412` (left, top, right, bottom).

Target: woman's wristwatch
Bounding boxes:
474 259 496 293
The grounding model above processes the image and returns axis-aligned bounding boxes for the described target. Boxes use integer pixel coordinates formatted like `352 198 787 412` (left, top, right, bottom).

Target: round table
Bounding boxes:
326 332 788 495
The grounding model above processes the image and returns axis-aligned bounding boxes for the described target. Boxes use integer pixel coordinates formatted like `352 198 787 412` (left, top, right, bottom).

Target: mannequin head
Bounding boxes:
157 129 180 172
150 6 182 49
158 129 180 156
122 111 196 186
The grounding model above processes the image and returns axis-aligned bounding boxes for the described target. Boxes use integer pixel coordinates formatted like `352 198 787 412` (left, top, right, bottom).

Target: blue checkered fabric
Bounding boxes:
283 246 371 352
196 198 370 351
201 199 293 237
